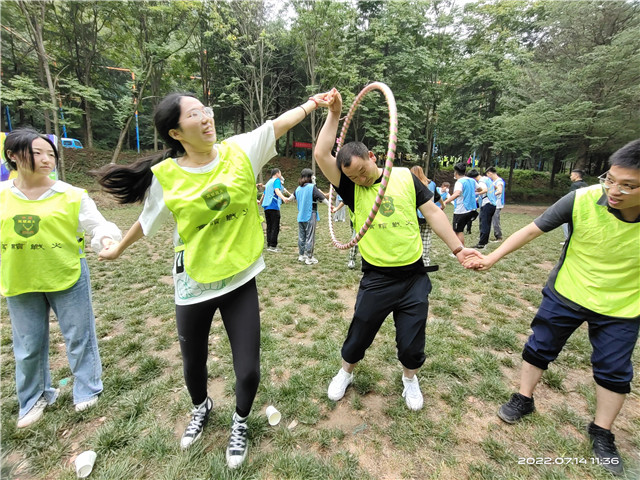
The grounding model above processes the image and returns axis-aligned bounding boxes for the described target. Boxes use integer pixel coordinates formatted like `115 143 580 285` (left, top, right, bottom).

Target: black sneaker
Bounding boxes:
472 244 486 249
497 393 535 423
588 422 624 476
226 412 248 469
180 397 213 449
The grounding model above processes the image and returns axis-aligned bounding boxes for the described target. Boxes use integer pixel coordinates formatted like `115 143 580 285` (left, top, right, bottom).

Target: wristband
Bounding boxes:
308 97 319 108
299 105 308 116
452 245 463 255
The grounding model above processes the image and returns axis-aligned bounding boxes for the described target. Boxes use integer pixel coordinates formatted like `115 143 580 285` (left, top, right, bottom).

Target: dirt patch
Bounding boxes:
3 450 38 480
534 261 556 271
335 283 358 313
502 204 548 216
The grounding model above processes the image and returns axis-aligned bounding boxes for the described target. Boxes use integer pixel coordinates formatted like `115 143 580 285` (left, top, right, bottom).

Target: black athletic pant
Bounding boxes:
175 278 260 417
264 209 281 248
478 203 496 246
342 270 431 369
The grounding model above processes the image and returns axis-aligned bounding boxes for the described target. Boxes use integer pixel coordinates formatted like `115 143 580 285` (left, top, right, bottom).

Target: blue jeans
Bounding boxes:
7 258 103 418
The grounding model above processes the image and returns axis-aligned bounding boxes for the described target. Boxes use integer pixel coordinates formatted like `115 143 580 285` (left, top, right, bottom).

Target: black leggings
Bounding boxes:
175 278 260 417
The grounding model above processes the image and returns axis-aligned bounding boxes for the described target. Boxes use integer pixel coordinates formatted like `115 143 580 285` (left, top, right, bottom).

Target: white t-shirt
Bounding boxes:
138 121 277 305
0 180 122 251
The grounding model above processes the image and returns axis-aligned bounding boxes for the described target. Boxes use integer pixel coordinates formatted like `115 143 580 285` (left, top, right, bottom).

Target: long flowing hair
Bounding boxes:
94 93 195 203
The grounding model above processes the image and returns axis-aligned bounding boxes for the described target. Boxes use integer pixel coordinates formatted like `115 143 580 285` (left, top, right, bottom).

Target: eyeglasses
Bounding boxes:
185 107 214 121
598 172 639 195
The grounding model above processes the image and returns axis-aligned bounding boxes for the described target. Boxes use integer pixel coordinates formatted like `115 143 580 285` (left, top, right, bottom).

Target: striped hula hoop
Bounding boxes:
328 82 397 250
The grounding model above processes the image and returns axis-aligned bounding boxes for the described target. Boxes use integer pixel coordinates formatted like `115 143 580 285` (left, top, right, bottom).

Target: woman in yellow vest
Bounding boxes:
96 91 331 469
467 139 640 476
1 128 121 428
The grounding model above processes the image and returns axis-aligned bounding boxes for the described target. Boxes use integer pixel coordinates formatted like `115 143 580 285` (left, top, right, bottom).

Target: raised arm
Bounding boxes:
314 88 343 187
273 91 332 140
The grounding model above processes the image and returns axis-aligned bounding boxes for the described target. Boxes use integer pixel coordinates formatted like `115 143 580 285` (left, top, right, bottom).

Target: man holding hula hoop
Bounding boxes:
315 89 480 410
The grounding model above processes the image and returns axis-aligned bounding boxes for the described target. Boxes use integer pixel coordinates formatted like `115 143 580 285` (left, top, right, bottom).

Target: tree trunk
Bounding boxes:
19 0 65 180
84 100 94 148
507 153 516 194
574 138 590 171
549 149 562 188
110 64 153 163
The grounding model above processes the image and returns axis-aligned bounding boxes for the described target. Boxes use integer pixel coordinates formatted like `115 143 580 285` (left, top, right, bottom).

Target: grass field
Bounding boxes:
1 184 638 480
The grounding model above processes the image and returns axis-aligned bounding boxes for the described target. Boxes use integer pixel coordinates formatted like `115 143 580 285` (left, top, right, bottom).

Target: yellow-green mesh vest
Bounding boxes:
354 167 422 267
1 186 85 296
151 141 263 283
555 185 640 318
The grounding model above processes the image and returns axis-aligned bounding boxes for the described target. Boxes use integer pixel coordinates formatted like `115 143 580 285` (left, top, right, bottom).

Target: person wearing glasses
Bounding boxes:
95 91 331 469
465 139 640 476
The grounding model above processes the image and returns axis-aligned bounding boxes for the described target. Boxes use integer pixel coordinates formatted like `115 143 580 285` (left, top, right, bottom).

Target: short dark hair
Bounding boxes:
454 163 466 175
571 169 585 178
467 169 480 179
609 139 640 170
3 127 59 172
484 167 497 175
270 168 281 177
336 141 369 170
299 168 313 186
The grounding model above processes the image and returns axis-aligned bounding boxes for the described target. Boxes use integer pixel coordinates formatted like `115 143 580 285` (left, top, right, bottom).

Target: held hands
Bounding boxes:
98 241 122 261
309 90 334 110
454 248 484 269
324 88 342 114
460 251 498 271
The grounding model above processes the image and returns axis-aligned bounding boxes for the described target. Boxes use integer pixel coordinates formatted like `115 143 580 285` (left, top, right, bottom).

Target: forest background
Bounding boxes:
2 0 640 192
2 2 640 479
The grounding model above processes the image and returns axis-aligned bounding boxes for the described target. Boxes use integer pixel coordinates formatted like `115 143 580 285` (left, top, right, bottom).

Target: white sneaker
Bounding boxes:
298 255 306 262
226 413 248 469
305 256 318 265
327 368 353 401
347 260 355 269
402 375 424 411
17 389 59 428
75 396 99 412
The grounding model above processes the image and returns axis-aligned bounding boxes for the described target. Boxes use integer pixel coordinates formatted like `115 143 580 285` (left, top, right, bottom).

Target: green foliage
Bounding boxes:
2 0 637 178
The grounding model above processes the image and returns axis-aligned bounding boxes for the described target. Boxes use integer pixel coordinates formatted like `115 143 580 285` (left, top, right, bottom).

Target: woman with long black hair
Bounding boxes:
97 90 331 468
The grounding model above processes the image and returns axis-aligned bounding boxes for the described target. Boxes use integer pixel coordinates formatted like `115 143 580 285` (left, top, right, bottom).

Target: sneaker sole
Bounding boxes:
497 408 518 424
75 397 99 412
181 430 203 449
328 382 352 401
226 448 248 469
497 406 534 424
